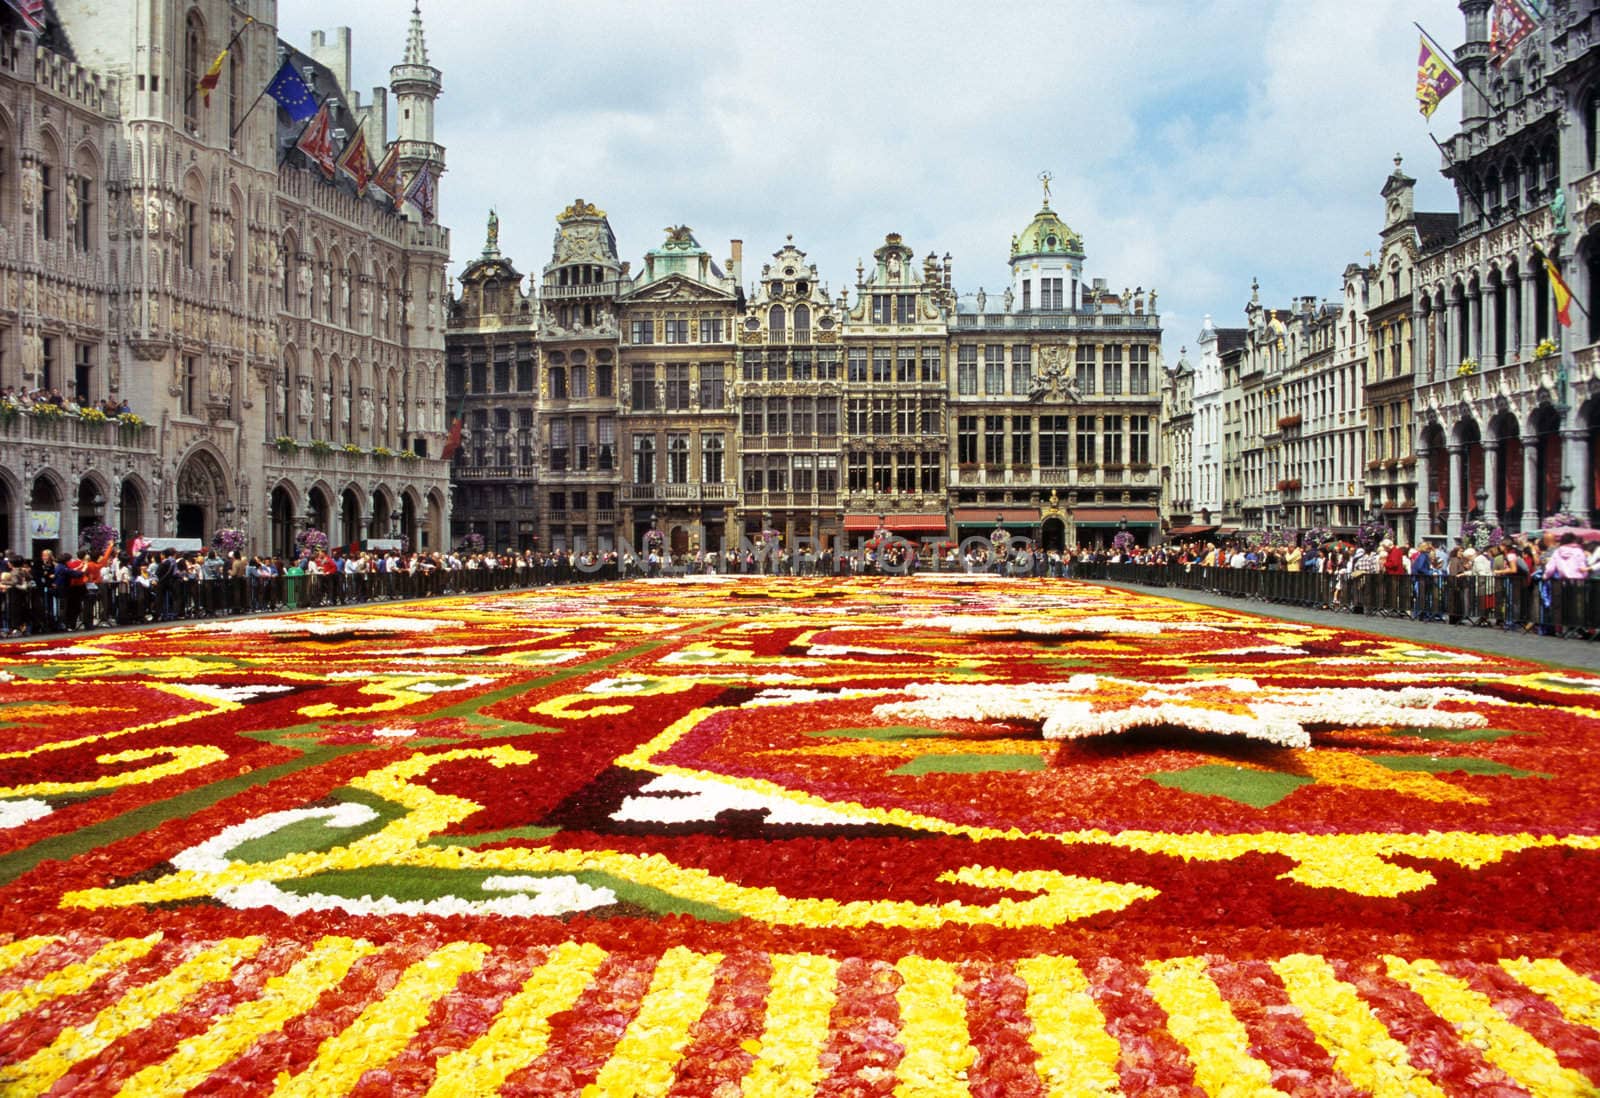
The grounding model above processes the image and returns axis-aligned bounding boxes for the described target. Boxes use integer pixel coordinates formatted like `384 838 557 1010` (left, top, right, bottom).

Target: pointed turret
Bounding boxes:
389 0 445 215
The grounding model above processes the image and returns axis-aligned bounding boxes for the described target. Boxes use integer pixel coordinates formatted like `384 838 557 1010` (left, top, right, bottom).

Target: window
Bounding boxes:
793 453 815 492
549 491 567 518
766 454 788 492
872 349 892 383
182 353 199 415
667 433 690 483
1130 415 1150 464
665 364 690 410
633 434 656 483
516 359 533 391
595 359 614 397
768 305 786 341
702 432 724 483
817 349 839 380
847 348 867 382
1075 415 1096 465
1075 346 1096 394
1130 345 1151 394
743 350 763 381
597 416 616 469
1022 280 1031 310
572 418 590 469
74 342 94 403
1012 415 1033 466
571 491 588 513
896 396 916 434
957 346 978 395
896 453 916 493
920 396 942 435
871 397 891 434
896 294 915 323
920 451 942 493
743 455 764 493
1103 345 1123 395
791 349 813 380
549 367 567 400
1102 415 1123 464
897 347 916 383
73 174 92 252
817 398 839 436
871 454 891 492
766 349 787 382
818 454 839 492
699 362 725 409
630 319 654 344
743 397 762 436
984 415 1005 464
182 197 199 269
871 295 892 324
699 317 723 343
1042 277 1064 310
793 304 810 343
1011 346 1032 395
494 362 510 392
793 396 814 436
183 13 203 132
958 415 978 464
846 398 867 435
571 362 589 398
984 346 1005 395
767 396 789 435
920 347 942 383
549 418 569 471
664 316 689 343
847 452 867 491
630 366 655 410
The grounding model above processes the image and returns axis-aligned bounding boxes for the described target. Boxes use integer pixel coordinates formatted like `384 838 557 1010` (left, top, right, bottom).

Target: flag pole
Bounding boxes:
1414 21 1499 113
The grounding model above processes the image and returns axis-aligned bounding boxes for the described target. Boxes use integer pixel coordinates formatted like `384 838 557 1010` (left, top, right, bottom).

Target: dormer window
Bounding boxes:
770 280 783 297
1046 235 1058 248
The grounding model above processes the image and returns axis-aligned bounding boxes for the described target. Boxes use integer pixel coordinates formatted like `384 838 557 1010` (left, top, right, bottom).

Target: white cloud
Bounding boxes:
278 0 1465 356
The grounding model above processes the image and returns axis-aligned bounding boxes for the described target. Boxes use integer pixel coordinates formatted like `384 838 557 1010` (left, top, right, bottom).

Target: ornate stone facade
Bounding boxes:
0 2 452 559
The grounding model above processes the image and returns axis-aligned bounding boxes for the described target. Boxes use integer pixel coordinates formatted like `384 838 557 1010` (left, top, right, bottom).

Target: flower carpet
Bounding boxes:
3 576 1600 1095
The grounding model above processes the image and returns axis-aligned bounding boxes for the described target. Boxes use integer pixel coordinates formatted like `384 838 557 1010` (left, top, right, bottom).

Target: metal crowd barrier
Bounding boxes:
1072 562 1598 638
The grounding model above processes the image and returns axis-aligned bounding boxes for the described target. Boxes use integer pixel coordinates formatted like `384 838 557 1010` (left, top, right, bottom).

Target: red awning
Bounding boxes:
843 513 949 532
1071 506 1160 523
1166 525 1220 537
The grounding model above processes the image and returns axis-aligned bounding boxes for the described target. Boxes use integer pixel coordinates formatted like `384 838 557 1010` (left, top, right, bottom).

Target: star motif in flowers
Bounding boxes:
873 675 1492 749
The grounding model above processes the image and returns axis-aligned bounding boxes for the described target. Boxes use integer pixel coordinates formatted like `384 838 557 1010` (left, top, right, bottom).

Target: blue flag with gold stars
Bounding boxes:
265 59 318 123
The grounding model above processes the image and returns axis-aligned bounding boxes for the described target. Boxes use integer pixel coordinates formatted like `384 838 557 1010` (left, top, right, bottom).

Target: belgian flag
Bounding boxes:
1544 256 1574 328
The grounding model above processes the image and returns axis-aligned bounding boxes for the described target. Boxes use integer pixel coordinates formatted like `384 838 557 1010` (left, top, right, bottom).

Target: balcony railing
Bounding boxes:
540 280 627 300
621 481 738 503
0 412 155 451
950 311 1160 332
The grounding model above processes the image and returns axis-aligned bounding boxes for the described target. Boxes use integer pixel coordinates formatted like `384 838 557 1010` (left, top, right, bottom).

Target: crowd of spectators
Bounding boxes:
0 386 134 418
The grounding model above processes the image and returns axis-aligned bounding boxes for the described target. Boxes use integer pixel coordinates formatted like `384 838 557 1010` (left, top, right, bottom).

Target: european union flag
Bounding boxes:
265 59 318 123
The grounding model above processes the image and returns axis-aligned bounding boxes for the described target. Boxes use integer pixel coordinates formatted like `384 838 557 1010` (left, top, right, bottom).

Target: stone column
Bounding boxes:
1483 441 1500 527
1447 442 1466 541
1412 303 1427 380
1507 274 1522 361
1480 280 1497 369
1520 270 1539 361
1467 292 1481 364
1415 443 1433 537
1521 434 1542 529
1563 428 1592 517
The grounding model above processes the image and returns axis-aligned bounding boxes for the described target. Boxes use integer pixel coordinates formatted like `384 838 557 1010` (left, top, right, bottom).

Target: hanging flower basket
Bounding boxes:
211 527 247 554
1456 358 1479 378
79 406 108 424
294 528 329 555
1534 338 1559 360
274 436 298 454
457 532 486 553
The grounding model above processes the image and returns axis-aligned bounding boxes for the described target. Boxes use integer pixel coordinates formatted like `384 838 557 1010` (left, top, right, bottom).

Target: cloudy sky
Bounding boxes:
278 0 1466 359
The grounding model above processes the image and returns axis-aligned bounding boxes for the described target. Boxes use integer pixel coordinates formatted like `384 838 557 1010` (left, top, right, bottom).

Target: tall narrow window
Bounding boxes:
957 346 978 395
792 304 810 343
1011 345 1032 395
73 174 93 251
984 346 1004 394
37 162 53 241
702 432 724 483
667 433 690 483
633 434 656 484
184 12 204 133
768 305 786 342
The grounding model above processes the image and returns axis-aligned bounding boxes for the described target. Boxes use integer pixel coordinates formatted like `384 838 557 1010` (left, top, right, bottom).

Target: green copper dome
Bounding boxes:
1010 202 1084 260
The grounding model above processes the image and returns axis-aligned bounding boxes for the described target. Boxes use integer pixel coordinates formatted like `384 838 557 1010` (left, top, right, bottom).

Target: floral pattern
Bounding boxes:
2 577 1600 1094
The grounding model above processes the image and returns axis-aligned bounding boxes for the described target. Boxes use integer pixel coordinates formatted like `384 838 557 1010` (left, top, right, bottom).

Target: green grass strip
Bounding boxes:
893 753 1045 776
1145 764 1313 809
1365 755 1550 779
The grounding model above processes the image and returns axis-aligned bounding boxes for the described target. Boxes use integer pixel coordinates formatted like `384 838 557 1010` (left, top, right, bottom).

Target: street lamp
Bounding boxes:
1559 474 1575 511
1473 486 1487 519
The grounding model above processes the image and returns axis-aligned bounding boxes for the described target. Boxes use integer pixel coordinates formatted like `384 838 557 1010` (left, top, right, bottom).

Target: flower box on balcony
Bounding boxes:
1399 456 1417 468
1367 459 1383 471
1383 458 1399 470
1277 415 1303 429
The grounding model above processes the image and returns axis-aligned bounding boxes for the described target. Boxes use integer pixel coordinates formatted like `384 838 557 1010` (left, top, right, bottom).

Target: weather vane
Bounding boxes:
1038 170 1053 204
